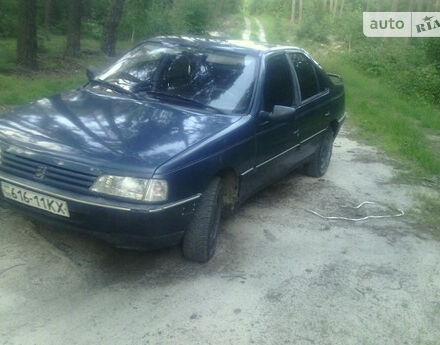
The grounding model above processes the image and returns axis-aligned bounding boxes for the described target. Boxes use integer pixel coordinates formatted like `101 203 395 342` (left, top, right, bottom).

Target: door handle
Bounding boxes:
258 120 271 127
293 129 300 137
324 111 331 117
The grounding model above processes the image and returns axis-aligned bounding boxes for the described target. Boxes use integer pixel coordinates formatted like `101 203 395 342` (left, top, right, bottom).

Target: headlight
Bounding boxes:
90 176 168 202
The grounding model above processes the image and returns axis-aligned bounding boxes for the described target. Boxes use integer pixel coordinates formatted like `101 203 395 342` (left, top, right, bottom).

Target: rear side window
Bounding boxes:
288 53 319 101
315 65 330 92
263 54 295 112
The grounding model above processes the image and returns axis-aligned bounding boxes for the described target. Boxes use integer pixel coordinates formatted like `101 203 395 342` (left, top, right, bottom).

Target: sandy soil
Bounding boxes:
1 126 439 345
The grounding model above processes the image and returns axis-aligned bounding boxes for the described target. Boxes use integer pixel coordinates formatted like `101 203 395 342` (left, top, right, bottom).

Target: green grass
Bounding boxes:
0 74 86 106
0 35 132 109
318 54 440 177
412 194 440 236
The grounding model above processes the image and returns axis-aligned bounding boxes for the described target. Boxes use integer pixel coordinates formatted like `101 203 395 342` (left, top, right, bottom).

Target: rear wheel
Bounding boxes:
304 129 334 178
182 178 224 263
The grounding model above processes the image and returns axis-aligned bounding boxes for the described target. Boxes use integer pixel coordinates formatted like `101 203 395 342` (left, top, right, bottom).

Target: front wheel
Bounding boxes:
182 178 224 263
304 130 334 178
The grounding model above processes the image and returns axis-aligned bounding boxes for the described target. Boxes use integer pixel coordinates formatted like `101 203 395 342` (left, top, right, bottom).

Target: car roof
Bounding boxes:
144 35 304 56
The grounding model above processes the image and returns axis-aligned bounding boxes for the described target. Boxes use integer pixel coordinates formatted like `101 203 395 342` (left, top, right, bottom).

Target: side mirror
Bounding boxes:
86 66 99 81
267 105 297 122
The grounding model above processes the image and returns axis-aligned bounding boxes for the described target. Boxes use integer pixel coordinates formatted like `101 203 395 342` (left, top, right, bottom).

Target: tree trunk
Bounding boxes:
83 0 93 19
436 0 440 11
298 0 303 23
290 0 296 24
216 0 225 16
101 0 126 57
339 0 345 16
66 0 81 56
130 27 135 43
44 0 53 32
17 0 38 69
391 0 400 11
377 0 382 11
332 0 338 16
366 0 371 11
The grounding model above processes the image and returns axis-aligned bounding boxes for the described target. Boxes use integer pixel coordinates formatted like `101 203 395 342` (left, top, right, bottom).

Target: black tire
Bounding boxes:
182 178 224 263
304 129 334 178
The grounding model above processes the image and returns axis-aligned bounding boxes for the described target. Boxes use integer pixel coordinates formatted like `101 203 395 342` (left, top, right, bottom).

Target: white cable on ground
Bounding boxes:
307 201 405 222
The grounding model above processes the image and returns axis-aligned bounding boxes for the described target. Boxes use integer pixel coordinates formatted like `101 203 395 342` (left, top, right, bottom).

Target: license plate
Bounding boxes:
1 182 70 218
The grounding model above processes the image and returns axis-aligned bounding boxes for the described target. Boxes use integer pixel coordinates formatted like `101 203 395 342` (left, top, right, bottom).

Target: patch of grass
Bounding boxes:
317 54 440 178
0 74 86 106
414 195 440 235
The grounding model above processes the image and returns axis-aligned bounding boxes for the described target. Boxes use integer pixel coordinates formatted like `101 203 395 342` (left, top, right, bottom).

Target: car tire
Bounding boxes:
182 178 224 263
304 129 334 178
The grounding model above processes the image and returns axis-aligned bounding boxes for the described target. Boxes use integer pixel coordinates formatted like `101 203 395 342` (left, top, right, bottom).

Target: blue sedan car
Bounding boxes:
0 37 345 262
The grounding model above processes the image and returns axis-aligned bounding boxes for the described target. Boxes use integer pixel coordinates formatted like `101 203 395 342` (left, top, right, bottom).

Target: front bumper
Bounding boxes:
0 171 200 250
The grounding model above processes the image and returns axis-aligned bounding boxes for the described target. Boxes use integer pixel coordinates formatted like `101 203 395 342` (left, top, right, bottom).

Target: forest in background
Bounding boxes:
0 0 243 67
249 0 440 106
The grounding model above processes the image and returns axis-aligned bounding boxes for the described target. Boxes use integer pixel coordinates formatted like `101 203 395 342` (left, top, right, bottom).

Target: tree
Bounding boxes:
101 0 126 57
17 0 38 69
290 0 296 24
66 0 81 56
298 0 303 23
339 0 345 16
44 0 54 32
332 0 338 16
366 0 371 11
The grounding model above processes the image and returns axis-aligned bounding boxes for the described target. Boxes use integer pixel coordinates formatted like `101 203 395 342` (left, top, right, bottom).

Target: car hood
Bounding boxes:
0 89 241 175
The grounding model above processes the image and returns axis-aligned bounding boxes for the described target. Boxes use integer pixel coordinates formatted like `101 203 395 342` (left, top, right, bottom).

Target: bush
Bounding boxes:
296 11 332 44
174 0 215 34
348 40 440 106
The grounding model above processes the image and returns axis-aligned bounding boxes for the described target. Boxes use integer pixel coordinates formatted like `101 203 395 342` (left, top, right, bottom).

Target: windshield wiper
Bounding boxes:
88 79 139 100
142 91 225 114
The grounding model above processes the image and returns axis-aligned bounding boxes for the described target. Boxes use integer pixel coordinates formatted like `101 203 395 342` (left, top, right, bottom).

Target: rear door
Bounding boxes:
286 52 331 161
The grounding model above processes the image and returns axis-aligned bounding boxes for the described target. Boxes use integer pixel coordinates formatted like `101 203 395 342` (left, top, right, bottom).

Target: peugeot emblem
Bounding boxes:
35 166 48 180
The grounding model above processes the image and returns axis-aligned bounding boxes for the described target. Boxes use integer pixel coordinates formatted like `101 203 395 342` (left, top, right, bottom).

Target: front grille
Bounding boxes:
0 151 98 194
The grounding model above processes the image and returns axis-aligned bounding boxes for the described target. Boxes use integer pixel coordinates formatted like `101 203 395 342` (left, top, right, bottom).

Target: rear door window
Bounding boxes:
288 53 320 102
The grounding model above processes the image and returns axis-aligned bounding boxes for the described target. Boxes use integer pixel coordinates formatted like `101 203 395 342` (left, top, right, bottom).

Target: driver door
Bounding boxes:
253 53 300 190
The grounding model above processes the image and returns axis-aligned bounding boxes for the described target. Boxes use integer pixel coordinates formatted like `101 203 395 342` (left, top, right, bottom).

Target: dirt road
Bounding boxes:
1 126 439 345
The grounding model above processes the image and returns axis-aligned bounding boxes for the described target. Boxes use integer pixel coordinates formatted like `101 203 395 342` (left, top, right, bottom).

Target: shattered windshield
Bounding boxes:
96 43 258 114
